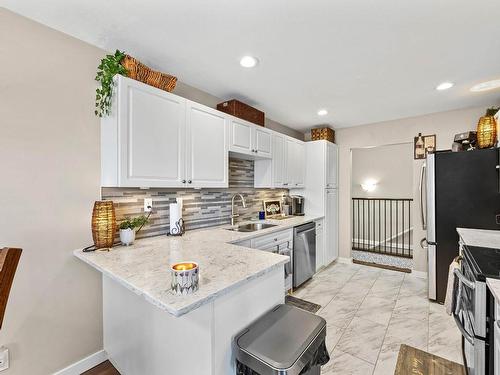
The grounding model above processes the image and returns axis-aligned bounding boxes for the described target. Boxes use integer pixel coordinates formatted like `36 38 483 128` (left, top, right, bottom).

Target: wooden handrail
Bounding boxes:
0 248 22 330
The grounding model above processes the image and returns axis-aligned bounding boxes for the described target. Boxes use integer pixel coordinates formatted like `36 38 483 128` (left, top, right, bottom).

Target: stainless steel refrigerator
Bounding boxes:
421 149 500 303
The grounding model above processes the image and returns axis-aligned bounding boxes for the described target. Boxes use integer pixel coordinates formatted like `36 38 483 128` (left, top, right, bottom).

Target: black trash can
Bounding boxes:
235 304 330 375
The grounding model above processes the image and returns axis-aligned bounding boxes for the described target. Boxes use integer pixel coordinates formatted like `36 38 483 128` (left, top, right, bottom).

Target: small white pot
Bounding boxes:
120 228 136 246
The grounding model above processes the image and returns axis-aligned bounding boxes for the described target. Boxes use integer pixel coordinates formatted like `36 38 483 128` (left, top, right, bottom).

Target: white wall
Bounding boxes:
351 143 413 199
336 105 500 272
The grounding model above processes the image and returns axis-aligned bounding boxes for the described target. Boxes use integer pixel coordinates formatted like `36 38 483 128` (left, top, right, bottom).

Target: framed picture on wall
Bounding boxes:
414 133 436 159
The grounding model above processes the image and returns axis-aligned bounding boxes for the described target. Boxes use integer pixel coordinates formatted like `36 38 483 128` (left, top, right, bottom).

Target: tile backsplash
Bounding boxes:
102 158 287 239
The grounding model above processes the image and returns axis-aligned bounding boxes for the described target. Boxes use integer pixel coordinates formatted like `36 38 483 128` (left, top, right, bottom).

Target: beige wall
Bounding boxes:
351 143 413 198
336 105 500 272
0 8 104 374
0 8 303 373
174 82 304 140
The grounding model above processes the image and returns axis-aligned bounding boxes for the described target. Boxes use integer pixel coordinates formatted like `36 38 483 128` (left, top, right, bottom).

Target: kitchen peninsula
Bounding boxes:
74 215 321 375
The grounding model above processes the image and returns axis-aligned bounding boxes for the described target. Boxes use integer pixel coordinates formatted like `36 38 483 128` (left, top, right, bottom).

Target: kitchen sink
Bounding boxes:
227 223 277 232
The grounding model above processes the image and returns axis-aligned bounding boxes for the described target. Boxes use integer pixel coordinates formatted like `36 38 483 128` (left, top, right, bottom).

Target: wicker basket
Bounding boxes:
122 55 177 93
311 127 335 143
91 201 116 249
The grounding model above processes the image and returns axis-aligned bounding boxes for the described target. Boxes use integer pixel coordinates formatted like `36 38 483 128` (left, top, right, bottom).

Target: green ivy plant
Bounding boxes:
95 50 128 117
119 215 149 231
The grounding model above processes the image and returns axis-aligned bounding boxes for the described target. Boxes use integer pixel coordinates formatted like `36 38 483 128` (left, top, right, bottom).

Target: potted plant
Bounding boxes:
95 50 128 117
119 215 149 246
94 50 177 118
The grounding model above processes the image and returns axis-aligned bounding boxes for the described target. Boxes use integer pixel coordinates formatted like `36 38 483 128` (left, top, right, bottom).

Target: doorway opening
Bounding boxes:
351 143 414 272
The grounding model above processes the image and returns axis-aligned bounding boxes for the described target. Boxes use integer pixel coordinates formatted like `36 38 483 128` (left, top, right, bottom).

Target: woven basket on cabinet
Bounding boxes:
121 55 177 93
311 127 335 143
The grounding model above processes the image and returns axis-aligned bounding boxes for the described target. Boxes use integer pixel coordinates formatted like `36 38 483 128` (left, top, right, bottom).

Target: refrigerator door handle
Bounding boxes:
419 162 427 230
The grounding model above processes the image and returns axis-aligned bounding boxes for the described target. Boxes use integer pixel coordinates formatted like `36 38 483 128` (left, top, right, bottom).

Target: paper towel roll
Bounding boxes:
169 203 181 234
176 198 183 213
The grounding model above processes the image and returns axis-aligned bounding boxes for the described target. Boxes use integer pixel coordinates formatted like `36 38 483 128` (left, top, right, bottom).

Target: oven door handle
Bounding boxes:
454 268 475 290
452 312 474 345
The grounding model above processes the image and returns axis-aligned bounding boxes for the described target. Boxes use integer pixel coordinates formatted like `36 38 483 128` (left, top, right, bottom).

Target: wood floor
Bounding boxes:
82 361 120 375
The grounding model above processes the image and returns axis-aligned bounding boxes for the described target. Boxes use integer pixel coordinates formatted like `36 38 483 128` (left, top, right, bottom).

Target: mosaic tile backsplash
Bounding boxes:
102 158 287 239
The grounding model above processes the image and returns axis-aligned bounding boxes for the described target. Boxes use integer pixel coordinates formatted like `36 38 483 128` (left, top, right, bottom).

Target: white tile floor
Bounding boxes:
293 262 462 374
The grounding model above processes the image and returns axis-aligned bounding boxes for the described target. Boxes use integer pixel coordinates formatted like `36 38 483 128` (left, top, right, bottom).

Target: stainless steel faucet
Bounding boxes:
230 194 246 226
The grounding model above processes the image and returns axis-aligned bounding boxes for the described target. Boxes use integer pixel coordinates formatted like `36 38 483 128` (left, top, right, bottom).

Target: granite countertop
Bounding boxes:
74 215 323 317
457 228 500 249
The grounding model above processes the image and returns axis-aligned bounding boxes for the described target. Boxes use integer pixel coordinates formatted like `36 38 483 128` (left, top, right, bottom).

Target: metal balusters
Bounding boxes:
351 198 413 258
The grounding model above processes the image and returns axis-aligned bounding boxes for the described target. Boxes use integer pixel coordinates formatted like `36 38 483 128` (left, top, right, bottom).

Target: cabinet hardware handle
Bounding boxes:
188 180 192 184
182 180 186 183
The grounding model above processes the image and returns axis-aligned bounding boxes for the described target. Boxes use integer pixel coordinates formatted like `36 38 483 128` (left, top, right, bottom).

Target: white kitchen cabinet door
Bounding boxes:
229 119 253 155
272 134 285 187
284 137 296 186
116 76 186 187
186 101 228 188
315 219 325 271
325 189 338 264
326 142 338 188
294 141 305 188
254 127 272 158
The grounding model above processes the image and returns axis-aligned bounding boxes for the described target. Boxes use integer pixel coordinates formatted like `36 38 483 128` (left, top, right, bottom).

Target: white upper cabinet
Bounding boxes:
326 142 338 188
254 127 272 158
185 101 228 188
272 134 285 187
294 141 305 187
101 76 228 188
255 134 305 188
229 118 253 154
229 118 272 159
284 138 305 188
101 76 186 188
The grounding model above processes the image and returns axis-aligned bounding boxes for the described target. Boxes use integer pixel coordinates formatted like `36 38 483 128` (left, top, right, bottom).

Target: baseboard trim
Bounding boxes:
337 257 353 264
410 270 428 279
52 350 107 375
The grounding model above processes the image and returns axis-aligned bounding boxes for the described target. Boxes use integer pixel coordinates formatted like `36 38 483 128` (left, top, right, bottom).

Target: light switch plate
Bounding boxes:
144 198 153 212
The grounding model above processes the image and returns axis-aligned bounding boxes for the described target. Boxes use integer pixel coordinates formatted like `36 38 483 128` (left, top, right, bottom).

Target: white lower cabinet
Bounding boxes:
233 229 293 291
315 219 325 271
325 189 338 264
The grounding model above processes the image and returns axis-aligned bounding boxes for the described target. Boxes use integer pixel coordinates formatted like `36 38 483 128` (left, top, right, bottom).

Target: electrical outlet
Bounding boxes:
144 198 153 212
0 347 9 371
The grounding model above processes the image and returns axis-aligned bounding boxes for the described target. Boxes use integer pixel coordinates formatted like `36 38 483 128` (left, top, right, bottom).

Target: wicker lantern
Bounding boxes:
91 201 116 249
476 108 498 149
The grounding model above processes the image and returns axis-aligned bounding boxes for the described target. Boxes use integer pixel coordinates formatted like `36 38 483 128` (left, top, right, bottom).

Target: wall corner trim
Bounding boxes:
52 350 107 375
409 270 428 279
336 257 353 264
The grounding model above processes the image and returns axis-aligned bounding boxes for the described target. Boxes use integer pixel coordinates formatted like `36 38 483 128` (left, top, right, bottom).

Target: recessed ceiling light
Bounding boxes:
317 109 328 116
436 82 454 91
470 79 500 92
240 56 258 68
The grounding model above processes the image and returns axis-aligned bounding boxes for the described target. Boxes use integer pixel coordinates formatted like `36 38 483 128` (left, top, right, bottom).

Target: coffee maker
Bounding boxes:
291 195 305 216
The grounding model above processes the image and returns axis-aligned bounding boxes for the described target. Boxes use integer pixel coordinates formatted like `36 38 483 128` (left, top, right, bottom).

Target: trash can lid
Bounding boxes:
235 304 326 371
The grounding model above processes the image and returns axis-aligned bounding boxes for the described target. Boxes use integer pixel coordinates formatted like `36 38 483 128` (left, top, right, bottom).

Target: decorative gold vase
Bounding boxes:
476 108 498 149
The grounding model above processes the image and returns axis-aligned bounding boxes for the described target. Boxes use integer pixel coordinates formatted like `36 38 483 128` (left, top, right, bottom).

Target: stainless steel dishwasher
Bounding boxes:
293 222 316 288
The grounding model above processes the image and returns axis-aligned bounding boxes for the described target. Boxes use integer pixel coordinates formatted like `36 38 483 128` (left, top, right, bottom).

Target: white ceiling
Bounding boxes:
3 0 500 131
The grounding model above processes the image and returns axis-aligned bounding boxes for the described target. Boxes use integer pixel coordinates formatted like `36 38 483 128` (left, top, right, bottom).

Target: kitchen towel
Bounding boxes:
444 256 461 315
